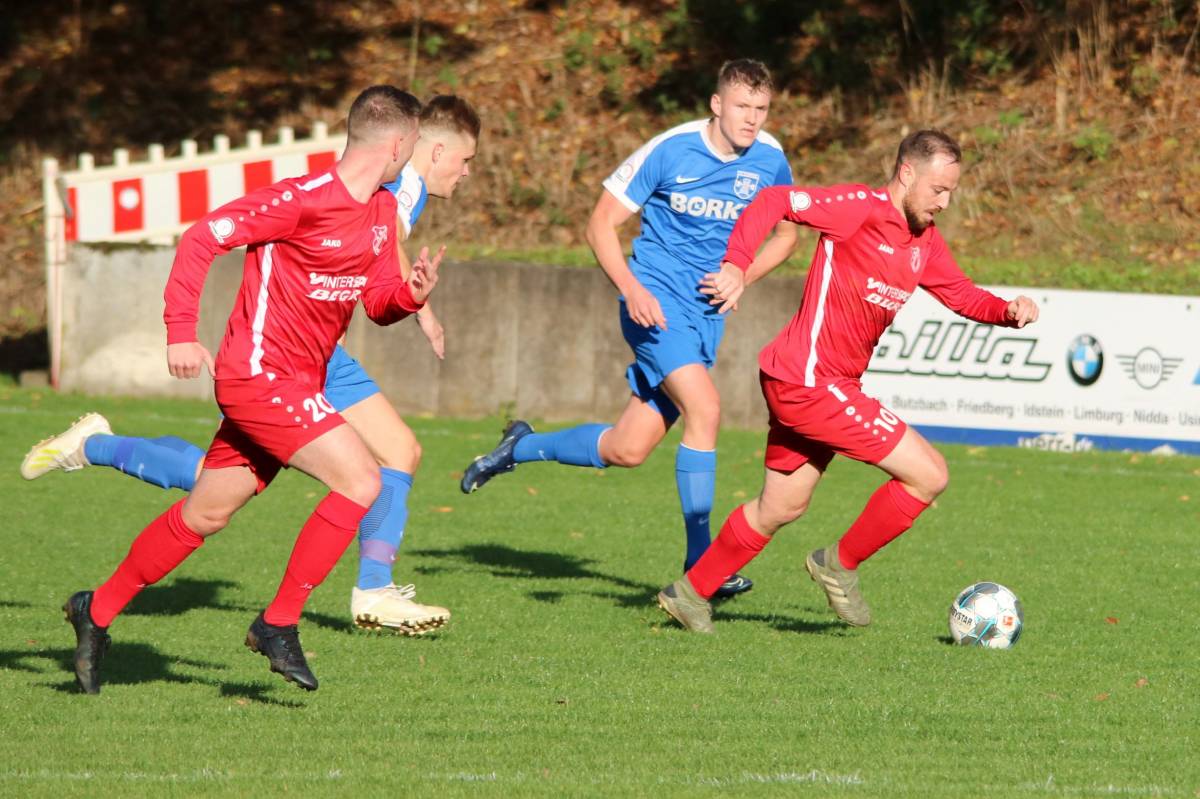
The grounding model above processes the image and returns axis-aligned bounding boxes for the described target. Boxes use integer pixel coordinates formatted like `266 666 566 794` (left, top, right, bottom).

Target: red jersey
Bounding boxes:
164 167 422 386
724 184 1013 387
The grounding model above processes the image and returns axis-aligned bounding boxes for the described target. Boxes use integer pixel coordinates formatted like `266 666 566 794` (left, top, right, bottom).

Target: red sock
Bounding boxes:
838 480 930 569
91 499 204 627
685 505 770 599
263 492 368 627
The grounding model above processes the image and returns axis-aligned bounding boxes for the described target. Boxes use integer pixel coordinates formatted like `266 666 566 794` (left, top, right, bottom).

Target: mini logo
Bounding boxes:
371 225 388 255
397 190 414 209
856 190 867 200
909 246 921 273
1116 347 1182 389
615 163 634 182
870 190 888 201
208 217 235 244
789 191 812 213
1066 334 1103 386
674 175 702 184
878 243 895 255
733 171 760 200
321 238 342 248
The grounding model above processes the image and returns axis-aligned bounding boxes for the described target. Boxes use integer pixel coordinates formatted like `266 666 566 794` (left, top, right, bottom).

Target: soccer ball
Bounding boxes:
948 582 1024 649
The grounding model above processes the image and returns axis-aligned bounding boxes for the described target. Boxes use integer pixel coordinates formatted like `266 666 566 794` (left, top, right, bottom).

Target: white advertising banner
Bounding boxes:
861 287 1200 455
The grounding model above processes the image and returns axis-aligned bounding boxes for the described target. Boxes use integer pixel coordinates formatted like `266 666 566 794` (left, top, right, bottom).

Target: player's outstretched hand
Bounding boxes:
167 341 214 380
409 245 446 305
1006 295 1039 328
700 261 746 314
625 282 668 329
417 305 445 359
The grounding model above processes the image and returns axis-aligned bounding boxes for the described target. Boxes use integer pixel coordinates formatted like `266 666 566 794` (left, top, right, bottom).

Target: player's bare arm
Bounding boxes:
586 189 667 329
701 219 799 312
395 229 446 358
408 245 446 304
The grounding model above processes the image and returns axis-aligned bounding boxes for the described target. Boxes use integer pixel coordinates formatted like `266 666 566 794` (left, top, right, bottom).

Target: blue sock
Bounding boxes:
512 424 609 468
83 434 204 491
356 468 413 590
676 444 716 570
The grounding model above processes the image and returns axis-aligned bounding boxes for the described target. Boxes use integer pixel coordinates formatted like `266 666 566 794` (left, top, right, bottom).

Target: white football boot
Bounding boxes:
351 583 450 635
20 413 112 480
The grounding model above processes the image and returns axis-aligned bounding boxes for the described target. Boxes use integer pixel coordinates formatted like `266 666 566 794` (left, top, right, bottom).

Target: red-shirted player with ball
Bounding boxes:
658 129 1039 633
63 85 445 692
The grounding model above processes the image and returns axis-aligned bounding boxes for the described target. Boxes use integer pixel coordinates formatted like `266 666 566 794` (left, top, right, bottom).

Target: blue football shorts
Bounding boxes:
323 344 382 412
618 294 725 424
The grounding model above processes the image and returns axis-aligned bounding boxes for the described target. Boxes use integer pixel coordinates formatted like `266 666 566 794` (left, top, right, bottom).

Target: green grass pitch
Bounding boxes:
1 386 1196 798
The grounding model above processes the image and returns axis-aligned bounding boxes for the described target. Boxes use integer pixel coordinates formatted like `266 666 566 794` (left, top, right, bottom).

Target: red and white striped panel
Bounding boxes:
65 141 341 243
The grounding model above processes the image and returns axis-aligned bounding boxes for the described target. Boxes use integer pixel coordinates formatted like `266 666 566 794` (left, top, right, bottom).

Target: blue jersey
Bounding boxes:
602 119 793 315
382 162 428 238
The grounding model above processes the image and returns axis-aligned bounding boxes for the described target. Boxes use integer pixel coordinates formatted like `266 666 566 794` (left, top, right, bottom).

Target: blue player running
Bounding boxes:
459 60 799 596
21 95 480 634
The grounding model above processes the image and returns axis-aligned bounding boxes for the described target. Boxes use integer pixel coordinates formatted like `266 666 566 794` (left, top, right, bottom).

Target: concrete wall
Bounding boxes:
60 244 807 428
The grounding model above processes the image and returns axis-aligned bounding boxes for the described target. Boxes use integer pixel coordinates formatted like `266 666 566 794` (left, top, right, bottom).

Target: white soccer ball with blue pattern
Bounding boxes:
948 582 1023 649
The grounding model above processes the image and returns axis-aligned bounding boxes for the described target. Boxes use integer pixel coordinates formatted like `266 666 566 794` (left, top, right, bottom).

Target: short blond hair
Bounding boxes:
420 95 481 140
717 59 774 95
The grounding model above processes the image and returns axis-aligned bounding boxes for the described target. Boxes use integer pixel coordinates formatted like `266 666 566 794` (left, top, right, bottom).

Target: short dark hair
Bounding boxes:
420 95 481 141
717 59 774 95
892 129 962 178
347 85 422 144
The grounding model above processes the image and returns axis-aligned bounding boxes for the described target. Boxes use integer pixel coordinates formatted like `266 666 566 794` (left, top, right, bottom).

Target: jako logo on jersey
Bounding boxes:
668 193 745 220
209 217 235 244
321 239 342 248
878 243 895 255
869 319 1052 382
790 191 812 213
307 273 367 302
372 225 388 255
733 171 760 200
910 246 922 273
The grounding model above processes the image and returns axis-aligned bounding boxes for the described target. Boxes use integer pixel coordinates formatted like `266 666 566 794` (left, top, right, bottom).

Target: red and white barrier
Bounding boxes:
42 124 348 386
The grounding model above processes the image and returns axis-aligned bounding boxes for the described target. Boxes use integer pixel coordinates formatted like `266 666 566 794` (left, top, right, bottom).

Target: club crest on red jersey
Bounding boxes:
910 246 921 273
372 225 388 255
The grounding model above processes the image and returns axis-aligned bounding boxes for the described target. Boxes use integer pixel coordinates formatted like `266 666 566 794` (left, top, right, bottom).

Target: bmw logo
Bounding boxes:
1067 334 1103 386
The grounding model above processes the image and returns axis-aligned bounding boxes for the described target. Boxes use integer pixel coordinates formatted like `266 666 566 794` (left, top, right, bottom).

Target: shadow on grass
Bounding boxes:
121 577 352 635
716 610 848 636
124 577 253 617
935 634 956 646
0 599 34 609
410 543 661 607
0 643 304 707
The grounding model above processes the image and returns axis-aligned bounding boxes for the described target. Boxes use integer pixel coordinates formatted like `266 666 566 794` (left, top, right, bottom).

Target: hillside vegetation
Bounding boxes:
2 0 1198 363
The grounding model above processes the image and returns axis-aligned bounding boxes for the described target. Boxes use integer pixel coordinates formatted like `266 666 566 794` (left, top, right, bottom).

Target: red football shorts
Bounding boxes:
760 372 907 473
204 374 345 492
